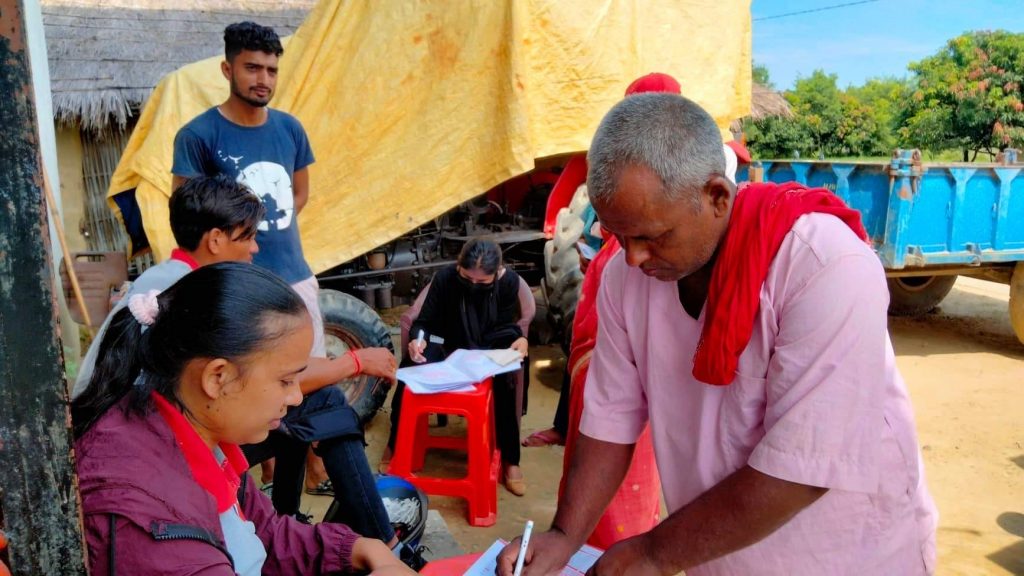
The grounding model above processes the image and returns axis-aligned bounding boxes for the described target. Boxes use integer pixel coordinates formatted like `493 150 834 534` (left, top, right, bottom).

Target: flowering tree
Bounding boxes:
901 31 1024 161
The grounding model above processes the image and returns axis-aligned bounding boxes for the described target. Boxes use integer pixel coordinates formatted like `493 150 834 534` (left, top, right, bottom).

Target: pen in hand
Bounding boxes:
512 520 534 576
413 329 427 363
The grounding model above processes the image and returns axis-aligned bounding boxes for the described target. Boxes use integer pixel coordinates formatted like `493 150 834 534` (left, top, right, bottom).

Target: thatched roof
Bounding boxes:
750 82 792 120
44 1 790 131
730 82 791 135
42 0 316 130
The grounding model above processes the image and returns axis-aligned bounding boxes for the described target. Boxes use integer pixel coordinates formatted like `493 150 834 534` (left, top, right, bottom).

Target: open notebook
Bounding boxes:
397 349 522 394
463 539 603 575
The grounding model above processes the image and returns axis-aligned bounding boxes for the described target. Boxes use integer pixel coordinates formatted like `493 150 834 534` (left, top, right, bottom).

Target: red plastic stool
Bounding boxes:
388 379 501 527
420 553 482 574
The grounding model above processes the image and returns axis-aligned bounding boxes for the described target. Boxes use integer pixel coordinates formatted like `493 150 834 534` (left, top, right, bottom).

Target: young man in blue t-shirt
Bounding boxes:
171 22 317 338
169 23 414 560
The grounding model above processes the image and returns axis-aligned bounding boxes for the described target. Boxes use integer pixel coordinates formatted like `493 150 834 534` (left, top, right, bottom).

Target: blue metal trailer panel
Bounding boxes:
738 151 1024 270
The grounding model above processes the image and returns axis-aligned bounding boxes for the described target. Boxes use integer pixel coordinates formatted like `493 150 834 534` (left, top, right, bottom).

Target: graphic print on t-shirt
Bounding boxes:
213 146 295 232
236 161 294 232
215 147 294 232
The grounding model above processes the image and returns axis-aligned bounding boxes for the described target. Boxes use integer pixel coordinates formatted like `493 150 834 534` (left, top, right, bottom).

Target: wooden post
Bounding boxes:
0 1 88 574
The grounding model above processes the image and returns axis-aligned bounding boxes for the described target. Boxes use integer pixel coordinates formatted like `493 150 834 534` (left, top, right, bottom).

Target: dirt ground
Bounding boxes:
303 276 1023 575
889 277 1023 575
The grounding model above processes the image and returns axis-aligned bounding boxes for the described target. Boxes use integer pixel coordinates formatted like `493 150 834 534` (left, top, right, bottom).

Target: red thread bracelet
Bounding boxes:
347 349 362 375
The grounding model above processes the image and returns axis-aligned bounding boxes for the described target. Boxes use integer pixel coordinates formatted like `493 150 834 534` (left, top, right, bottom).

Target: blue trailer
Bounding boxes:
738 149 1024 345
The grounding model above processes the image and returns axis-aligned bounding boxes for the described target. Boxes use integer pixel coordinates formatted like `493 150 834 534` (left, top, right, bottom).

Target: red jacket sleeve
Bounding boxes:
242 474 362 574
85 513 234 576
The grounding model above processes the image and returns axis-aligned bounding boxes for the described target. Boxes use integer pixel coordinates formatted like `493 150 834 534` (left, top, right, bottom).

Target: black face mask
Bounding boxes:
457 273 495 296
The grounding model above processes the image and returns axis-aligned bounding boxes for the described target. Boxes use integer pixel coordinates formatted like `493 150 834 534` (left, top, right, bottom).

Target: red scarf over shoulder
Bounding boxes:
693 182 869 385
152 391 249 513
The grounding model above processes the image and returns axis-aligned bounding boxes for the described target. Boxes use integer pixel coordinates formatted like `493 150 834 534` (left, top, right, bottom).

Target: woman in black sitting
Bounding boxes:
381 239 528 496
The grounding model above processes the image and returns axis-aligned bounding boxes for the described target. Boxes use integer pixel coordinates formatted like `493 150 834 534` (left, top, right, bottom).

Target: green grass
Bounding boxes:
758 150 993 164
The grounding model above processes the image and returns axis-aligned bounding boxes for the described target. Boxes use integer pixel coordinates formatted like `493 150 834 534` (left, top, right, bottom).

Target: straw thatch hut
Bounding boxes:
43 0 315 264
731 82 792 138
750 82 792 120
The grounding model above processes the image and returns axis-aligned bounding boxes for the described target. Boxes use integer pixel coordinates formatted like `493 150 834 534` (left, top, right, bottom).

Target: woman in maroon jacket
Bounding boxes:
72 262 414 575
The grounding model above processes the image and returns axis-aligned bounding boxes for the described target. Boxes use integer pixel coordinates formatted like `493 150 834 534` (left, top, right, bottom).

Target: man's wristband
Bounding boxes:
347 349 362 375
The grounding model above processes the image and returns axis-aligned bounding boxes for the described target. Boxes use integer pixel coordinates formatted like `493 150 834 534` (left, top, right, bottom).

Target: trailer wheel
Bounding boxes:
1010 263 1024 345
319 289 395 426
886 275 958 317
543 184 588 336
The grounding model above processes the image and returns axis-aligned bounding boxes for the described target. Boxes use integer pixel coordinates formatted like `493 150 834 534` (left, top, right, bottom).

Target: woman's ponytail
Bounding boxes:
71 303 150 439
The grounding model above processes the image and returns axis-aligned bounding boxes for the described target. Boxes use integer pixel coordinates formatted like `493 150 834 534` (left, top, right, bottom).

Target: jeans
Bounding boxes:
241 431 306 514
316 436 395 540
242 386 395 542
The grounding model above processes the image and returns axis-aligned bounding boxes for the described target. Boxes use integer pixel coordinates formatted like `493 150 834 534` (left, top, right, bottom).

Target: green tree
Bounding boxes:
787 70 845 157
743 114 813 158
745 72 908 159
834 93 881 156
901 30 1024 160
845 77 910 156
753 63 773 89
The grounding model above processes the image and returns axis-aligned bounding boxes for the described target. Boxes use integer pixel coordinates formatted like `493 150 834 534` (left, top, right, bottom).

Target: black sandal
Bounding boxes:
305 479 334 497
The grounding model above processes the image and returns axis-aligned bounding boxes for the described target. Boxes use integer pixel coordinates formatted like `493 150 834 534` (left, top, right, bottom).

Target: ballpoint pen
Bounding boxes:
513 520 534 576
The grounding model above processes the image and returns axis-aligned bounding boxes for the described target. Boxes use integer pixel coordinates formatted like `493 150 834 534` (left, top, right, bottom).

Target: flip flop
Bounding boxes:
259 481 274 497
521 428 565 447
305 479 334 497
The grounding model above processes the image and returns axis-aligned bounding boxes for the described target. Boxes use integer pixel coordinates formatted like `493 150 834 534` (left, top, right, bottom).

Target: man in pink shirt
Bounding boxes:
498 94 937 574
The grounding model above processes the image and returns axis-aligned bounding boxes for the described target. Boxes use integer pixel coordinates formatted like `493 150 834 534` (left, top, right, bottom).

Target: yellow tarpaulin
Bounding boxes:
109 0 751 272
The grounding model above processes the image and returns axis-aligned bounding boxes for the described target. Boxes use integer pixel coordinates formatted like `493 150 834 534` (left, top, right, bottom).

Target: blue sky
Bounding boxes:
753 0 1024 90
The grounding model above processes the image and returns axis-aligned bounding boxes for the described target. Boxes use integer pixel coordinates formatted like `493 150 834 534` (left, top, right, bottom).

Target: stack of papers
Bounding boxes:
397 349 522 394
464 539 603 575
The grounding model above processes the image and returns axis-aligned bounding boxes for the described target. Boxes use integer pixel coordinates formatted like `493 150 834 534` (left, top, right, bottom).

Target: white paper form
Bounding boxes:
562 545 602 574
461 540 506 576
398 349 521 395
461 540 603 576
397 362 477 394
445 349 521 382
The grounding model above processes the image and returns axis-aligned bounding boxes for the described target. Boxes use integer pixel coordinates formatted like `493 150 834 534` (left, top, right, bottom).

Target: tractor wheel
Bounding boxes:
319 289 394 426
1009 262 1024 345
886 275 958 317
543 184 589 336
